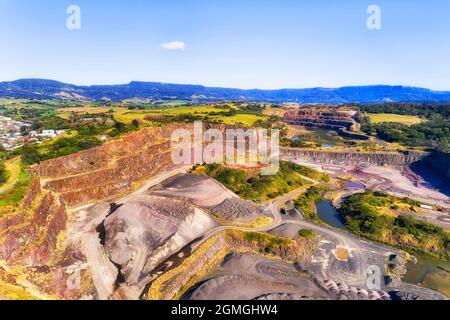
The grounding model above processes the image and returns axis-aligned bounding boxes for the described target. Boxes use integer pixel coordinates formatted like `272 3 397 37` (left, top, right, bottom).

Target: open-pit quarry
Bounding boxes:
0 124 448 300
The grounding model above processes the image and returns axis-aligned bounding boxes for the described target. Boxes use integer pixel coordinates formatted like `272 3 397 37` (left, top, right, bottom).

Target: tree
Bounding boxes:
131 119 140 128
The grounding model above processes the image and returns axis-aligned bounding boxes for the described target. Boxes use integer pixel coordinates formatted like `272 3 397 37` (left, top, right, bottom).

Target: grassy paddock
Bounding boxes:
366 113 424 125
0 158 22 195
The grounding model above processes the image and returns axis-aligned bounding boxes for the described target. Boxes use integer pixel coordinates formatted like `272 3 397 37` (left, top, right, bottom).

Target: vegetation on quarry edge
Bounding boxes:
192 161 330 201
339 191 450 260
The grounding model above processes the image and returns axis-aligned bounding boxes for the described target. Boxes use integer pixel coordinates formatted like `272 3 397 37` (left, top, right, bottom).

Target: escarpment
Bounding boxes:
282 148 429 166
33 127 176 207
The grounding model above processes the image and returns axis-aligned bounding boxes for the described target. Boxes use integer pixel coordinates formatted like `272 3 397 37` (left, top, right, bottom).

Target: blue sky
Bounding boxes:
1 0 450 90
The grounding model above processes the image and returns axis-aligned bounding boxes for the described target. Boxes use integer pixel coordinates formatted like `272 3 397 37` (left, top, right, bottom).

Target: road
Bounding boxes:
191 188 306 251
189 178 378 288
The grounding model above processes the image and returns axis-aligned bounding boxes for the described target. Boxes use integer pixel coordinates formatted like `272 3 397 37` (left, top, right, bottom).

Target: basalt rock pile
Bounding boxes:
210 198 261 223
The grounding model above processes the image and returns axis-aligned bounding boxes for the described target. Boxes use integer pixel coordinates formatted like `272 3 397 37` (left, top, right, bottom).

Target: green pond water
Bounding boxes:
316 200 346 230
403 254 450 298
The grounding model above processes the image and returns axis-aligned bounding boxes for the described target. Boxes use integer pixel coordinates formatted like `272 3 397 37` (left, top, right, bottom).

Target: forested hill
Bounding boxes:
1 79 450 103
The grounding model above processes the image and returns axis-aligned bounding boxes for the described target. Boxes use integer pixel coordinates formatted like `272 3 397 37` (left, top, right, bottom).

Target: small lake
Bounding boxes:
316 200 346 230
403 253 450 298
321 143 334 148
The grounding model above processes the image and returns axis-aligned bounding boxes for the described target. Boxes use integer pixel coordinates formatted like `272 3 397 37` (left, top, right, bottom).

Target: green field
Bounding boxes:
216 113 266 126
55 105 267 126
367 113 424 125
0 163 32 208
0 158 22 195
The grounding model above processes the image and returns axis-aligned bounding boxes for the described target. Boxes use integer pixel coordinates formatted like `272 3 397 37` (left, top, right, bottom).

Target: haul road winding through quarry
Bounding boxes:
71 167 446 300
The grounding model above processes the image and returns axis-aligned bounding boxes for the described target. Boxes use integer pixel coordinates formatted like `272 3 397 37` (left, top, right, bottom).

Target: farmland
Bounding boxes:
56 104 268 126
366 113 424 125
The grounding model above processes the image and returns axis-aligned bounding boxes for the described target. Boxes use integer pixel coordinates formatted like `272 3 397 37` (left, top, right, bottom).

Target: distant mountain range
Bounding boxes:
1 79 450 103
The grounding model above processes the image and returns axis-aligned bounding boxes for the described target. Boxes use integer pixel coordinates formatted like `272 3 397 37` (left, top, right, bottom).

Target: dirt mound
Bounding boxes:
151 174 236 207
210 198 261 222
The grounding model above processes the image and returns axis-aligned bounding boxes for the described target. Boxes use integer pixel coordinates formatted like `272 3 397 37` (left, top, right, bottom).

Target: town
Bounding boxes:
0 115 65 150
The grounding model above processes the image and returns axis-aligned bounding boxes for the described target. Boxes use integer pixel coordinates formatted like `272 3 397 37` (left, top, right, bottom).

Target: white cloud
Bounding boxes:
160 41 186 51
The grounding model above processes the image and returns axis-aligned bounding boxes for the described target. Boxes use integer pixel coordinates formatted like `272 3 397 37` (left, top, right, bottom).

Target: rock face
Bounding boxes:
411 150 450 186
1 123 444 300
32 124 235 207
31 122 429 208
284 108 356 131
0 190 67 267
22 177 41 209
282 148 429 166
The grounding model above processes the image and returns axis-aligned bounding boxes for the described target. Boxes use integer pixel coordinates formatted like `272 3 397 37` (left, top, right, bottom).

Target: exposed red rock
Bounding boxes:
22 177 41 209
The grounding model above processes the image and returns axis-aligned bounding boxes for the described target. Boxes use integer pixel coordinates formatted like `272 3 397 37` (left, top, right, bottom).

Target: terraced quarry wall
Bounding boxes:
284 109 356 130
282 148 429 166
34 123 425 209
1 125 429 268
33 124 228 207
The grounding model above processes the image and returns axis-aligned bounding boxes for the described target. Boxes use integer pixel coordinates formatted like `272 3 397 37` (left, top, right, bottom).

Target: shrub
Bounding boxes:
298 229 316 240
